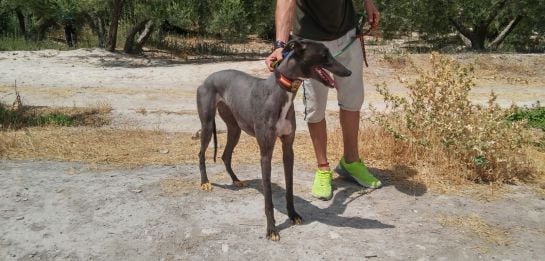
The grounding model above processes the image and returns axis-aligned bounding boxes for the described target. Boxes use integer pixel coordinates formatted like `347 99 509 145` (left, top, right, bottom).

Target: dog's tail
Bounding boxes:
213 118 218 162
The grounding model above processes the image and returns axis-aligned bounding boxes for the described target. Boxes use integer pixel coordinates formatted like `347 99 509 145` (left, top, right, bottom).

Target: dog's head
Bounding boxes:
284 40 351 89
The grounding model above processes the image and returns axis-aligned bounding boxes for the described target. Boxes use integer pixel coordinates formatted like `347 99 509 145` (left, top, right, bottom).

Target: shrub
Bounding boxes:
373 53 534 183
507 104 545 131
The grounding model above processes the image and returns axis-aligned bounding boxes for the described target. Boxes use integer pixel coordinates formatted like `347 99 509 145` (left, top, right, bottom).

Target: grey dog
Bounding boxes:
196 40 351 241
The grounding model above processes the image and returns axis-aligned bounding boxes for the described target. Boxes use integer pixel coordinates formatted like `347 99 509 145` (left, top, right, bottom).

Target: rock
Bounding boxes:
222 244 229 253
201 228 220 235
159 149 169 154
16 216 24 220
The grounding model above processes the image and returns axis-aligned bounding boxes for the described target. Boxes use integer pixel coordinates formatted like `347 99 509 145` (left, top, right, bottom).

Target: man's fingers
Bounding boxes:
265 57 278 72
368 12 379 28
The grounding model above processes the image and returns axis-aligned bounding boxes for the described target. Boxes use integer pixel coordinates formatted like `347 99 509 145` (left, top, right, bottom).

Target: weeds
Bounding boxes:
0 37 70 51
372 52 535 183
507 103 545 131
0 90 112 130
439 214 510 246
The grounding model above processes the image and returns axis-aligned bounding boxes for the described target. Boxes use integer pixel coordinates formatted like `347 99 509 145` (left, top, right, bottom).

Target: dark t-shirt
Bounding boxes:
293 0 357 41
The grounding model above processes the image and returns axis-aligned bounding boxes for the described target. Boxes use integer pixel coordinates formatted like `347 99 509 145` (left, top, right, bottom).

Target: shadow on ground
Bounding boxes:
214 178 396 233
370 165 427 197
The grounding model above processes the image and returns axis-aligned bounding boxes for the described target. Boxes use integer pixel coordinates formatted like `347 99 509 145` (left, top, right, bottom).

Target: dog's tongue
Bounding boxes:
315 67 337 89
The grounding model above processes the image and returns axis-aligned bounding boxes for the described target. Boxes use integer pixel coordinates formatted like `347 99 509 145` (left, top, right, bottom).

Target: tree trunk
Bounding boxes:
487 15 523 49
134 21 154 53
107 0 125 52
123 19 150 54
87 14 108 48
15 8 27 39
36 18 57 41
448 0 513 51
470 25 488 51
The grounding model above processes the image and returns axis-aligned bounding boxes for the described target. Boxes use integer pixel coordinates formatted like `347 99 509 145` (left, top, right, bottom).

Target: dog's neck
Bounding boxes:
273 57 304 93
274 70 302 93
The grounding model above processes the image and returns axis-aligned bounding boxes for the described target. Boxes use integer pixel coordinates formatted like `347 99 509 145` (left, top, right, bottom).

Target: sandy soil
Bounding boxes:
1 49 544 260
1 49 544 133
1 160 544 260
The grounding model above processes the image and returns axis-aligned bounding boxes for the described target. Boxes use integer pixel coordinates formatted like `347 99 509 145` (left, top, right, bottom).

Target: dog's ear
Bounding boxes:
286 40 304 56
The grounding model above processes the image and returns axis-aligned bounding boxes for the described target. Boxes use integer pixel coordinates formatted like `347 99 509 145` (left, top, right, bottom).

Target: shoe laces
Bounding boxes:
316 171 331 187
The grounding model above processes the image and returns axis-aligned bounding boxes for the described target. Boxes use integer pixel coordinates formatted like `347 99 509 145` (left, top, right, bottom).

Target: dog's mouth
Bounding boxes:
314 67 337 89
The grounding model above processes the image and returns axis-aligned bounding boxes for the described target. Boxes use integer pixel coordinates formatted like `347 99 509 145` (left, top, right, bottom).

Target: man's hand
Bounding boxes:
266 48 284 72
266 0 295 72
364 0 380 29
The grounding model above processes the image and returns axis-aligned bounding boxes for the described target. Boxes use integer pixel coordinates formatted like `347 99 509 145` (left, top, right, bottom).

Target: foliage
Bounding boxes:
373 53 534 183
1 0 543 52
0 37 70 51
507 104 545 131
0 103 76 129
208 0 248 40
377 0 545 51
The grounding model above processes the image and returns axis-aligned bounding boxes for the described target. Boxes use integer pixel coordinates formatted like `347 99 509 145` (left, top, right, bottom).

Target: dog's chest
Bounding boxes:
275 92 294 137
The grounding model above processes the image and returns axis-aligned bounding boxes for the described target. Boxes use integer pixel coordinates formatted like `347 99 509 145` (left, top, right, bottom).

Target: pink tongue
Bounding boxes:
315 67 337 89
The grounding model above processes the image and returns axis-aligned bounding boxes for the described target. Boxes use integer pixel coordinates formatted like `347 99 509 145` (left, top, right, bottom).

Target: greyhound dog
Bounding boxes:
196 40 351 241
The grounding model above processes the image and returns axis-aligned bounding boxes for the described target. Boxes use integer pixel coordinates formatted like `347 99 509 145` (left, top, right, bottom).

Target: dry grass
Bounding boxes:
373 53 537 184
0 85 196 100
439 214 510 246
0 126 307 167
1 102 112 130
1 121 543 194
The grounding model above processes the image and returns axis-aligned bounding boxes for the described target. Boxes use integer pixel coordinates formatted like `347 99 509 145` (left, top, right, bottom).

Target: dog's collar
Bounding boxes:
275 71 302 93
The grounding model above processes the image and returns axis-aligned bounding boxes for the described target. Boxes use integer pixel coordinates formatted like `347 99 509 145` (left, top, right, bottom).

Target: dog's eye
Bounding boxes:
322 52 328 58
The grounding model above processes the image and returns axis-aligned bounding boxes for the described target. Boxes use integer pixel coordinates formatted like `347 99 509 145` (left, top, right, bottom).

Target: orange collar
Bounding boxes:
276 72 302 93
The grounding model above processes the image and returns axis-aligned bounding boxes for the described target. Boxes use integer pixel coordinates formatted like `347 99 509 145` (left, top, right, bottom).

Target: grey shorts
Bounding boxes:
301 28 364 123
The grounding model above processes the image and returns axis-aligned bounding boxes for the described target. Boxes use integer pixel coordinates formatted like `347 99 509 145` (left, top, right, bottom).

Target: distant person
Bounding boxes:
266 0 382 200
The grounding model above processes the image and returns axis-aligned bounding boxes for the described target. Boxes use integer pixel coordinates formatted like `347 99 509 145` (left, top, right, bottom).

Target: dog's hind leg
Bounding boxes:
197 85 217 191
217 102 245 187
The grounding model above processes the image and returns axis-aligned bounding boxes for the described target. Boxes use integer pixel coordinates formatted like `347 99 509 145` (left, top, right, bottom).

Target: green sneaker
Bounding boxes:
335 157 382 189
312 169 333 200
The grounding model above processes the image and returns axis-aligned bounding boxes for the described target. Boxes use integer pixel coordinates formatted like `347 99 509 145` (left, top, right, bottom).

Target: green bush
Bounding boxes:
208 0 249 41
1 104 76 129
507 105 545 131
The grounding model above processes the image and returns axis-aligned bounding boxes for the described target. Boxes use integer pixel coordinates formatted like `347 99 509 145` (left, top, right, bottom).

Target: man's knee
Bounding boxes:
304 109 326 123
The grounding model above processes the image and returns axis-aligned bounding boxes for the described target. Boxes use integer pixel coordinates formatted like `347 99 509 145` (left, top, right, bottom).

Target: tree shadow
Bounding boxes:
214 179 395 232
96 54 265 68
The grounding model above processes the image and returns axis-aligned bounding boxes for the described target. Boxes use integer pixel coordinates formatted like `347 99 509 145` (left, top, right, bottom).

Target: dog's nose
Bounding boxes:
339 69 351 77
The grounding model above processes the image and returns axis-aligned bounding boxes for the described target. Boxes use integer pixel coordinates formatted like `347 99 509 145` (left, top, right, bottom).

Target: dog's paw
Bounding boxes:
266 230 280 241
200 182 212 191
291 215 303 225
233 180 247 188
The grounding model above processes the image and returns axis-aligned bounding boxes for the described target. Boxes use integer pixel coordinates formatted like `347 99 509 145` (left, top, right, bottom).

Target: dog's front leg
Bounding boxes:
281 134 303 225
257 133 278 241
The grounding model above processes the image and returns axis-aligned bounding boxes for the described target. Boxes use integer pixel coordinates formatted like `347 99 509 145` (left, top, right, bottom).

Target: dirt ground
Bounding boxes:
1 49 545 260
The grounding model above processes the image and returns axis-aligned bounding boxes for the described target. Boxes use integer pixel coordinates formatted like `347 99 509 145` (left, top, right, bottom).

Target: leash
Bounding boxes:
272 26 373 69
333 25 373 67
353 26 373 67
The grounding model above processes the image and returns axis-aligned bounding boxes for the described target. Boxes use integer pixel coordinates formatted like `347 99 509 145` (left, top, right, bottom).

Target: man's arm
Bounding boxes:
265 0 296 72
364 0 380 29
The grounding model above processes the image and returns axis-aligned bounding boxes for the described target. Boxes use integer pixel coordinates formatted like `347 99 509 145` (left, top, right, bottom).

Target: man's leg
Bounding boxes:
308 118 334 200
303 82 333 200
328 29 381 189
340 109 360 163
308 119 328 170
335 108 382 188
